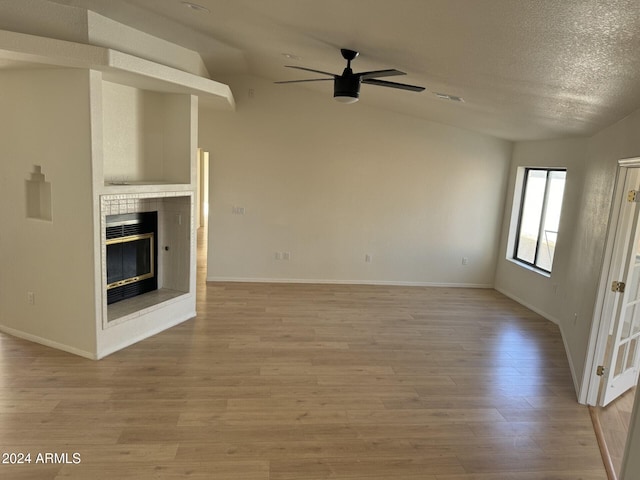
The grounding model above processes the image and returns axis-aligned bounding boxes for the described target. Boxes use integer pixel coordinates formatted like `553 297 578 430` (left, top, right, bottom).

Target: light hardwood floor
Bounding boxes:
0 235 607 479
593 387 636 479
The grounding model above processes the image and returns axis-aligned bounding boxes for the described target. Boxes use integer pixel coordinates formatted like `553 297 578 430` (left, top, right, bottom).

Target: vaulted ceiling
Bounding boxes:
7 0 640 141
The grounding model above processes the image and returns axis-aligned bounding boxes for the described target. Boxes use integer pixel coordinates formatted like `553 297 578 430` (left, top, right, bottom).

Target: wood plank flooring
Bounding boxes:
593 387 636 479
0 233 607 479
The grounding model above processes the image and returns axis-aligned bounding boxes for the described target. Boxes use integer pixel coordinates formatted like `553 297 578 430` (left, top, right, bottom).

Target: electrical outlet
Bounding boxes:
27 291 35 305
365 254 372 263
283 252 291 261
232 206 246 215
462 257 469 265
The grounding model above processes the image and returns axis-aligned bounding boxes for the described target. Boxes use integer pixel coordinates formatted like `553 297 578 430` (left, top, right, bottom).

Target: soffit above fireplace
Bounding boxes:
0 28 235 110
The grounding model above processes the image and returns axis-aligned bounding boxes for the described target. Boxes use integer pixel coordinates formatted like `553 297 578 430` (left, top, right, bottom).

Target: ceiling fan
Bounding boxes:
275 48 425 104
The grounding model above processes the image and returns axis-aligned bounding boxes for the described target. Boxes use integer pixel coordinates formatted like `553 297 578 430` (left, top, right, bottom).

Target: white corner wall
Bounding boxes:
494 138 588 317
495 107 640 396
199 75 513 286
101 81 145 181
0 68 97 357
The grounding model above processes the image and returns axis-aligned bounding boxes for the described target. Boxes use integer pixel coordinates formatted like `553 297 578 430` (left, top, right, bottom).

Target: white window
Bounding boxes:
512 168 566 273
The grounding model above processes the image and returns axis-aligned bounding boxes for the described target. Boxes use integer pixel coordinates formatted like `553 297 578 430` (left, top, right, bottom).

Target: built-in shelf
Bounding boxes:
102 183 193 194
101 81 195 186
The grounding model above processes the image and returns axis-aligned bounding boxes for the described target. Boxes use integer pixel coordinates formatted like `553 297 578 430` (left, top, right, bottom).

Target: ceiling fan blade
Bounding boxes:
362 78 425 92
284 65 337 77
359 69 406 80
274 78 334 84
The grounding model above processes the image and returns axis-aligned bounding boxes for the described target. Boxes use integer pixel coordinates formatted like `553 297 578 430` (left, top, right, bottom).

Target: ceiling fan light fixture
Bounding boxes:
334 94 359 104
333 75 360 104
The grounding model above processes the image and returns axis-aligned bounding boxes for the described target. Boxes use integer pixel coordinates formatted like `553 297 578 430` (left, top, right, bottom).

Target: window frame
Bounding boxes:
513 167 566 274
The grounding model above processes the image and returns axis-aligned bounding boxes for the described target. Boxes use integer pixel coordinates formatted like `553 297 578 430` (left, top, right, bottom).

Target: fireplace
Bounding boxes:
105 212 158 305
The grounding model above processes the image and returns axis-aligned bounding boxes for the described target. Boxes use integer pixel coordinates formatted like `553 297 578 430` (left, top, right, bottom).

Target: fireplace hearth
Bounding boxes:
105 212 158 305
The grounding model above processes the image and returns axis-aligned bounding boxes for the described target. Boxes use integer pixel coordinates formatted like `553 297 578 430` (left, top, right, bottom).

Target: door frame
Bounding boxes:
582 157 640 405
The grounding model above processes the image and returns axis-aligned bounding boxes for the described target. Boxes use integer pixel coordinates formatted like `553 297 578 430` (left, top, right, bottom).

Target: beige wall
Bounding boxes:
200 75 640 476
199 75 512 286
494 137 588 385
495 108 640 397
0 68 97 357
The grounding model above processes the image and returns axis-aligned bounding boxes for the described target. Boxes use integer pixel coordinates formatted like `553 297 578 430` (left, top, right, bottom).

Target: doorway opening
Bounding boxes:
196 148 210 277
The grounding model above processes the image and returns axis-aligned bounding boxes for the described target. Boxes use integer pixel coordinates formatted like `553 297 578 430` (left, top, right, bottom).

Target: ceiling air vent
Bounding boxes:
434 93 464 102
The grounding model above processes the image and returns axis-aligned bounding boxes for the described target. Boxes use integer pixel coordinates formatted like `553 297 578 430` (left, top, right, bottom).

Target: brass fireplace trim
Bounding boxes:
106 233 155 290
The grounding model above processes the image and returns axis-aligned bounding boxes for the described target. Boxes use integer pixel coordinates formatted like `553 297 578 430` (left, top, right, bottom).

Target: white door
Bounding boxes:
601 170 640 406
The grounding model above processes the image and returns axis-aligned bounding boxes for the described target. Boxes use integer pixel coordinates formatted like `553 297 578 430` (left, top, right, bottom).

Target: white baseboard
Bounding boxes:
1 312 197 361
206 276 493 289
494 286 561 324
494 286 580 396
0 324 97 360
96 311 195 360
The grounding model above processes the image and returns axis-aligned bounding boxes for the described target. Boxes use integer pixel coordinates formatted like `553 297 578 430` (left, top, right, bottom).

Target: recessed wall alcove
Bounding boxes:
25 165 52 221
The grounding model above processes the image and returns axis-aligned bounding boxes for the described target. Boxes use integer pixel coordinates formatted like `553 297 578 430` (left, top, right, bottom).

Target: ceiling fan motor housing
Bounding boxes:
275 48 424 102
334 74 361 101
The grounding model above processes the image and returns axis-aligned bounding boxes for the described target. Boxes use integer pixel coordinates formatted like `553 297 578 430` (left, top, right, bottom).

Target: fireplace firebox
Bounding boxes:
106 212 158 305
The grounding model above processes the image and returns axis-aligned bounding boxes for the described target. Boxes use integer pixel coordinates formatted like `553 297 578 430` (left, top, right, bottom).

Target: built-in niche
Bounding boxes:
101 81 192 186
25 165 52 221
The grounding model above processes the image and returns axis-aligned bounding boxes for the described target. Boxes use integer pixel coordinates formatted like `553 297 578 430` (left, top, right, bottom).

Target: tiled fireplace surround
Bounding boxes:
100 191 194 328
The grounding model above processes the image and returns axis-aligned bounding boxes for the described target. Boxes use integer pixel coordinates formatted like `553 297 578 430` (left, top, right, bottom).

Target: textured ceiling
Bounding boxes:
9 0 640 140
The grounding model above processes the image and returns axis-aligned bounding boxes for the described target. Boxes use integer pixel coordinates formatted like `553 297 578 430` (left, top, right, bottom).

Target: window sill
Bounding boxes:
507 258 552 278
